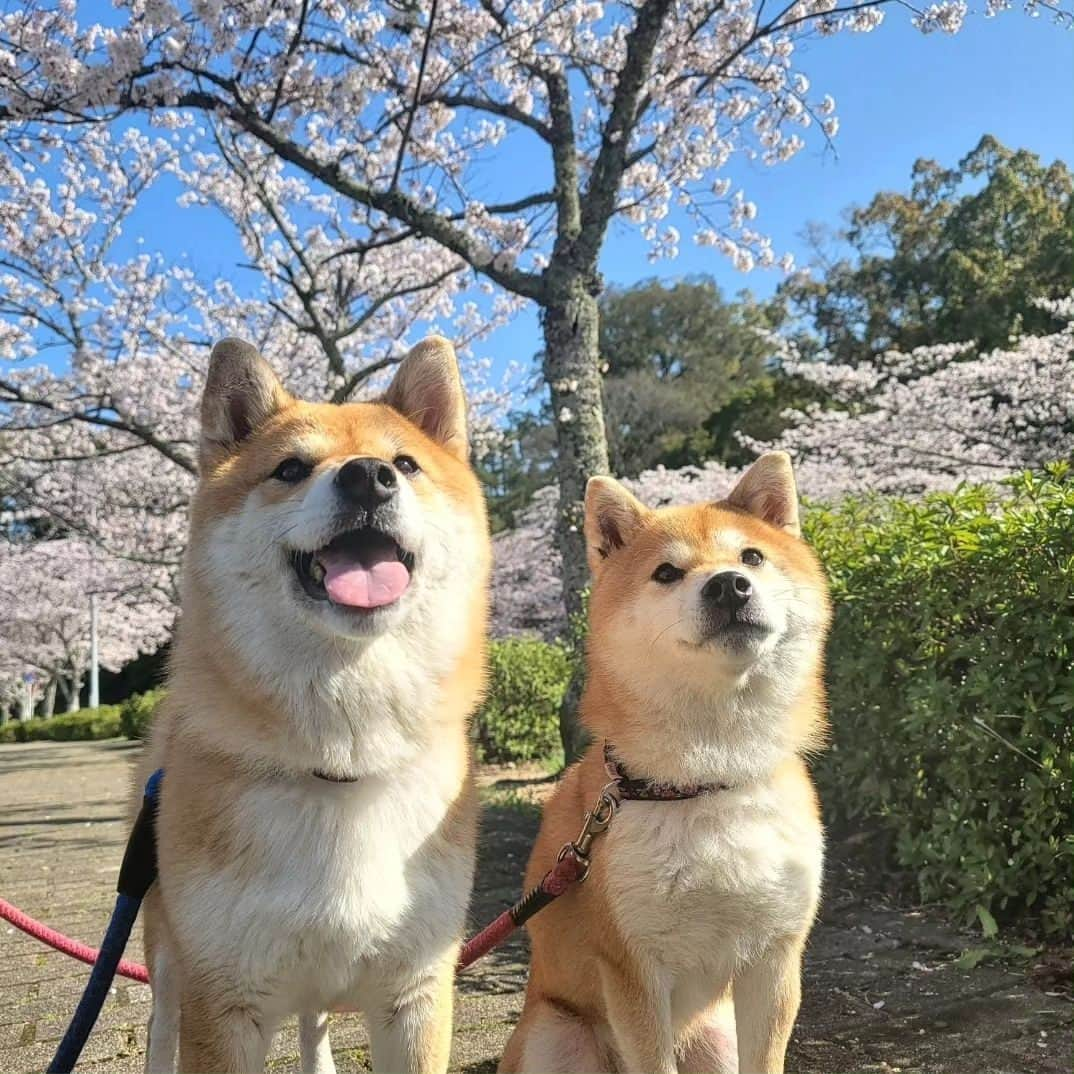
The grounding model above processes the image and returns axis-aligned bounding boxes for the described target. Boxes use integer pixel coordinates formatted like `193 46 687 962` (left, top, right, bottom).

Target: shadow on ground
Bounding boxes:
0 739 140 775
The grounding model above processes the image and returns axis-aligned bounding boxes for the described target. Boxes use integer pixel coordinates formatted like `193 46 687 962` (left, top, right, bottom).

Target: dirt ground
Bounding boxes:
0 740 1069 1073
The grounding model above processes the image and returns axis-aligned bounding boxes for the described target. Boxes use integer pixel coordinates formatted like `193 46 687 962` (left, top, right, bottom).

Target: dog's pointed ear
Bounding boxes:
725 451 800 537
383 336 468 460
585 476 648 574
200 338 291 469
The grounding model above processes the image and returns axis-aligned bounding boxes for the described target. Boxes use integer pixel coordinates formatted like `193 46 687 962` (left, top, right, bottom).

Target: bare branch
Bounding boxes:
577 0 676 267
422 91 553 141
390 0 440 193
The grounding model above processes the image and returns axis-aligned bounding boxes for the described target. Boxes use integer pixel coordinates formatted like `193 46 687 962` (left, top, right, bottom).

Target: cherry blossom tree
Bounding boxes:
0 123 509 618
0 647 29 721
3 0 1069 644
0 538 173 713
754 295 1074 491
492 307 1074 637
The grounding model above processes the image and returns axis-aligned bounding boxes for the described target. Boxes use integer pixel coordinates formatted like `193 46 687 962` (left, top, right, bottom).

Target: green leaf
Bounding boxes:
976 905 999 938
956 947 991 970
1006 944 1041 961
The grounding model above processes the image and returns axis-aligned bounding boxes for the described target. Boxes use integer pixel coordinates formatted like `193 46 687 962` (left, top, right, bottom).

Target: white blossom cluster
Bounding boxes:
756 306 1074 494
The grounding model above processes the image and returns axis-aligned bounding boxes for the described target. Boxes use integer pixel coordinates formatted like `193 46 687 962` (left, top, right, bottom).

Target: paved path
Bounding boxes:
1 740 1069 1073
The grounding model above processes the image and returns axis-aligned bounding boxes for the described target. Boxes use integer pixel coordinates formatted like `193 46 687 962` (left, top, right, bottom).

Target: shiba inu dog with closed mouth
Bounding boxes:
500 453 831 1074
138 336 489 1074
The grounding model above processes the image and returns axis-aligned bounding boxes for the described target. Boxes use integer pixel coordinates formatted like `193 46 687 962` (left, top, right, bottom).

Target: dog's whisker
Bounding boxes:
649 616 686 650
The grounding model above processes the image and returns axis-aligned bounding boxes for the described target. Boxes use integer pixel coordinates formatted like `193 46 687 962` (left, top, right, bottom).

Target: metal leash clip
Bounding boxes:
557 782 621 881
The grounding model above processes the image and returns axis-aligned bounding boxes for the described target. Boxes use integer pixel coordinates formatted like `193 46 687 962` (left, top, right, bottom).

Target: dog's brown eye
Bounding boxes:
652 563 685 584
741 548 764 567
394 454 420 476
271 458 312 484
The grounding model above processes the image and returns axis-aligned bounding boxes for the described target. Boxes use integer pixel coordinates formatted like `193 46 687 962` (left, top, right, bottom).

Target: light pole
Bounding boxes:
87 500 100 710
22 670 36 720
89 592 99 709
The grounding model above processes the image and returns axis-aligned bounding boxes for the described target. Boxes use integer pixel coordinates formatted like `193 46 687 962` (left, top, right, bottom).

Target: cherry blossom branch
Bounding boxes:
0 378 198 474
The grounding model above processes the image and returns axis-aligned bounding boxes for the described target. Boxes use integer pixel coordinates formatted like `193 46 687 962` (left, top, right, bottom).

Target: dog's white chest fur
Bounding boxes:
166 755 470 1016
604 784 822 1025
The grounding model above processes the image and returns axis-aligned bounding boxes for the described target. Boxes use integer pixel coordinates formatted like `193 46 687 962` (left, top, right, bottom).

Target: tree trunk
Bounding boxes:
62 675 81 713
541 271 609 762
42 679 57 720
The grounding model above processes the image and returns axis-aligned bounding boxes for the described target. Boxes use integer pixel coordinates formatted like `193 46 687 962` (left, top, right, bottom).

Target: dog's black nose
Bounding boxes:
702 570 752 611
336 457 397 510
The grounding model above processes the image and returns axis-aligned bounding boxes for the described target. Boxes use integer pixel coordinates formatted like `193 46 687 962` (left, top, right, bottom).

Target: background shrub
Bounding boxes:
0 704 122 743
476 638 572 763
806 467 1073 938
120 689 165 741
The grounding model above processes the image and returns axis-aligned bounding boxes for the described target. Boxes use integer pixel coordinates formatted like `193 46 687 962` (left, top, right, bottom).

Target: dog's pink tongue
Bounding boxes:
320 549 410 609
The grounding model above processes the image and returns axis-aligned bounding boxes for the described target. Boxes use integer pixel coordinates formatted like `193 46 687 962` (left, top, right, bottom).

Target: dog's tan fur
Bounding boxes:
501 454 831 1074
138 336 488 1074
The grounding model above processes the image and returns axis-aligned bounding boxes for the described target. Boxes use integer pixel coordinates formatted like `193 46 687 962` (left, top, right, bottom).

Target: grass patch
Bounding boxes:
479 785 542 817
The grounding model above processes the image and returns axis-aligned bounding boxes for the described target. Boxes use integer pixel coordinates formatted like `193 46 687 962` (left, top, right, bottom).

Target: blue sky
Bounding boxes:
107 8 1073 386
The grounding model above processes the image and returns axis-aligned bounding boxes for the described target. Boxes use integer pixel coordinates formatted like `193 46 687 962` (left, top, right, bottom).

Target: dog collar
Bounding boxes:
603 741 729 800
312 768 360 784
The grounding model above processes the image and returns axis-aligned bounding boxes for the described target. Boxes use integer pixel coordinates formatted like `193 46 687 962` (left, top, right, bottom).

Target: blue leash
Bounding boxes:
48 769 163 1074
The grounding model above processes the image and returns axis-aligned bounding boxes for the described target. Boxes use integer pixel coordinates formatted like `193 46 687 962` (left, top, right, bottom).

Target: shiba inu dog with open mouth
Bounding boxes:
500 453 831 1074
138 336 489 1074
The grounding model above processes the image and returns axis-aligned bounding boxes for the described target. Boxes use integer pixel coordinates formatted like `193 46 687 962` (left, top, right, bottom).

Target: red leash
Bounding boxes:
2 781 622 982
457 850 586 968
0 897 149 983
458 780 619 968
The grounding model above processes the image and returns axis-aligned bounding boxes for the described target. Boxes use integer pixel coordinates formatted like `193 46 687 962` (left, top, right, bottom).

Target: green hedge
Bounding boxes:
0 690 165 743
0 705 122 743
475 638 571 763
806 467 1073 938
120 689 165 741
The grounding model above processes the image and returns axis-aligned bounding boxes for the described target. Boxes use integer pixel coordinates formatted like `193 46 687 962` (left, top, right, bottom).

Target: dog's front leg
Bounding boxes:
732 939 803 1074
178 989 276 1074
367 957 455 1074
599 959 677 1074
144 944 180 1074
299 1012 336 1074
